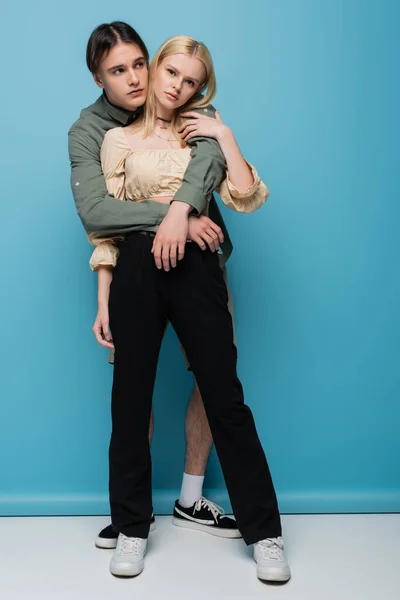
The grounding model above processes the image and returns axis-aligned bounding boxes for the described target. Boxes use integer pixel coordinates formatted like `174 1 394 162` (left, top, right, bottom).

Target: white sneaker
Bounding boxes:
254 537 291 582
109 533 147 577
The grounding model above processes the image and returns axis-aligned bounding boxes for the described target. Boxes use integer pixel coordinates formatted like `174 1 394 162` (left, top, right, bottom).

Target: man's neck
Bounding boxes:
103 91 137 114
102 91 141 125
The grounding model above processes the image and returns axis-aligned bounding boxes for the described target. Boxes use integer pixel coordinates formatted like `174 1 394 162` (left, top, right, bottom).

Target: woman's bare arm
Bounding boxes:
92 266 114 349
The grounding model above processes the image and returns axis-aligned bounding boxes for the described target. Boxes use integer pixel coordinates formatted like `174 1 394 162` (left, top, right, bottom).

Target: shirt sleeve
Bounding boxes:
87 233 120 272
217 161 270 213
172 106 227 215
68 125 169 235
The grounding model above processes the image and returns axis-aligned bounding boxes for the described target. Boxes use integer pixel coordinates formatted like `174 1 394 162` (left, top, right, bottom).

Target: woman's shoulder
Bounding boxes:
104 123 147 150
103 126 126 144
102 126 130 156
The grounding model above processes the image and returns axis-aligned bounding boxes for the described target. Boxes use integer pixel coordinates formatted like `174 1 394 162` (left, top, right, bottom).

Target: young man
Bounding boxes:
69 22 290 583
69 22 238 543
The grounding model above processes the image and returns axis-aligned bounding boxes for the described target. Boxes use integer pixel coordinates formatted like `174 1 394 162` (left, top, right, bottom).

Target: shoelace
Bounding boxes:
257 538 284 561
119 535 143 555
193 497 226 521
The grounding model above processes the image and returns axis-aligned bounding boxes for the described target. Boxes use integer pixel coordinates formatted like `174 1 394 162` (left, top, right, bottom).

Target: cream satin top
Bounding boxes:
89 126 269 271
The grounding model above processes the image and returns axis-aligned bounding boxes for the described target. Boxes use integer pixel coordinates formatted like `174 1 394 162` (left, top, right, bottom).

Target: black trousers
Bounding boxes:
108 233 282 545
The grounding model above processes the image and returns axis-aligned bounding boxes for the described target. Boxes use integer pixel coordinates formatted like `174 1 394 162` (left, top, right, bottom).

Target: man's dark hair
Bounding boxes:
86 21 149 74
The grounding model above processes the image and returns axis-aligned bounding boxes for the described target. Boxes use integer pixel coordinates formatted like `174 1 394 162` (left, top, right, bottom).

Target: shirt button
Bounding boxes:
75 182 80 187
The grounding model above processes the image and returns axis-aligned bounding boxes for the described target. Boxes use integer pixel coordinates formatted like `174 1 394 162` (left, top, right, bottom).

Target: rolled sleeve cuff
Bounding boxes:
89 242 119 272
218 162 270 214
225 162 261 199
172 183 206 216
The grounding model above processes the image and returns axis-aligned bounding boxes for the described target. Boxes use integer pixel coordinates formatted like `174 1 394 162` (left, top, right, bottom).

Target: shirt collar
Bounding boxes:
101 91 139 125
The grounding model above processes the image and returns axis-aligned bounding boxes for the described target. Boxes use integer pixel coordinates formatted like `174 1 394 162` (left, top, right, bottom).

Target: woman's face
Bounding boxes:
153 53 206 112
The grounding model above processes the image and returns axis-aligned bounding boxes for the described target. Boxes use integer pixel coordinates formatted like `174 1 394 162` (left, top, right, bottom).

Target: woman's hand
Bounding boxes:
181 111 255 196
178 111 229 143
92 304 114 349
188 215 224 252
152 202 191 271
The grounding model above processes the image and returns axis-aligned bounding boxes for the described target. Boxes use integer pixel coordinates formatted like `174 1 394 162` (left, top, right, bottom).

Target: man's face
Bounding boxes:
94 42 148 111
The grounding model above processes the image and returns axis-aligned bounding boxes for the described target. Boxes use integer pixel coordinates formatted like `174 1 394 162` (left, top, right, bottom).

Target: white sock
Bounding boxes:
179 473 205 508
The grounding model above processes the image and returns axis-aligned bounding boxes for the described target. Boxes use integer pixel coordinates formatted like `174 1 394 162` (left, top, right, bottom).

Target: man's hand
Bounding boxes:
92 305 114 349
152 202 191 271
188 215 224 253
178 111 228 143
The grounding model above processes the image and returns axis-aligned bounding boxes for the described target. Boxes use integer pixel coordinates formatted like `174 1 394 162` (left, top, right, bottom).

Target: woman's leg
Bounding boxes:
108 233 167 539
167 245 282 545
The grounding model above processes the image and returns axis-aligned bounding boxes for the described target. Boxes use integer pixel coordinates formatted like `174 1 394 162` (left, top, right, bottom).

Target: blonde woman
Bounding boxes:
90 35 290 582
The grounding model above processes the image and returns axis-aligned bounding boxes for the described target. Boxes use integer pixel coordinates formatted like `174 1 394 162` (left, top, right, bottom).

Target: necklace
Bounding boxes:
153 130 177 143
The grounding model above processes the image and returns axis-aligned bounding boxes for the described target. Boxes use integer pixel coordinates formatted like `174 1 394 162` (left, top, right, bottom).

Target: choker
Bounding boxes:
156 117 172 129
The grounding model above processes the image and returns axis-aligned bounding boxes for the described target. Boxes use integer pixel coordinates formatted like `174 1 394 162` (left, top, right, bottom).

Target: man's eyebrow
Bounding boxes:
107 64 125 72
166 64 200 83
107 57 146 72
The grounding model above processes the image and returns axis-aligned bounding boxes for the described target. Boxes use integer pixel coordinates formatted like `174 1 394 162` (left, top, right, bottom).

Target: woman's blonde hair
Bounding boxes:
138 35 216 144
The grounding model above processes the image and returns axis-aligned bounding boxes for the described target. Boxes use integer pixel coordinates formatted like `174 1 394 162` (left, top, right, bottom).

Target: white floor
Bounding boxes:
1 514 399 599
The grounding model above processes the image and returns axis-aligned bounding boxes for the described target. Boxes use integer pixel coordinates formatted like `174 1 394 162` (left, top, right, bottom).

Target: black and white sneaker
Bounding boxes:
173 497 241 538
95 515 156 549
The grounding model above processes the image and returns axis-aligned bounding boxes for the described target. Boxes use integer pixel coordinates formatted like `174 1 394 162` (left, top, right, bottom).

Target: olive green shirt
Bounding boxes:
68 93 233 264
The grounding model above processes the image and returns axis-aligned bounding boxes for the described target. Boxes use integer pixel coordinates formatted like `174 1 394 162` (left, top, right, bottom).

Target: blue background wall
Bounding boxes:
1 0 399 515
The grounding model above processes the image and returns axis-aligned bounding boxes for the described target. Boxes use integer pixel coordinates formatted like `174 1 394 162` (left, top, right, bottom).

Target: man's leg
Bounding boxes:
177 382 212 508
173 379 240 538
178 347 212 508
173 266 240 537
182 265 235 483
184 382 212 477
149 410 154 443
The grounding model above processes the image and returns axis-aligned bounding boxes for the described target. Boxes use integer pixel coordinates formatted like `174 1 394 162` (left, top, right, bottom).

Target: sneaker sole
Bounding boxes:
96 521 156 549
110 544 147 577
110 561 144 578
172 516 242 538
255 561 291 583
